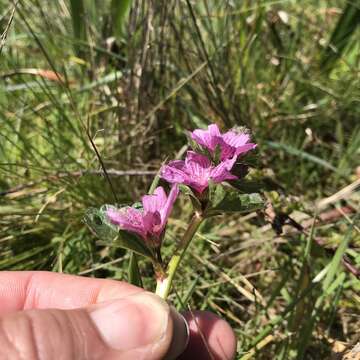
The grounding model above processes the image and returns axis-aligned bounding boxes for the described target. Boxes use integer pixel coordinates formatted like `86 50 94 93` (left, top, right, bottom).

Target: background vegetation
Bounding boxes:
1 0 359 358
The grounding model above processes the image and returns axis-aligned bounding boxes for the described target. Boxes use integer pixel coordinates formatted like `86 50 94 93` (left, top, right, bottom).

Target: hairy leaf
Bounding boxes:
207 184 264 215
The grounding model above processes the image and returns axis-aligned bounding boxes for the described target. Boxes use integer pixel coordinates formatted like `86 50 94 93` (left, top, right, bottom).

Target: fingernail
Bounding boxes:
165 307 190 360
89 292 170 351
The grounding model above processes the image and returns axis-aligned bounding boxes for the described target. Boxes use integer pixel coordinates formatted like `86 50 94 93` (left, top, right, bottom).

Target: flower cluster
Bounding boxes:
161 124 256 194
160 151 237 194
106 124 256 243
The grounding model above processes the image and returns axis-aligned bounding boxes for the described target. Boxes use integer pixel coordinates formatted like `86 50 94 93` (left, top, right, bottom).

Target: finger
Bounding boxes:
0 271 142 314
0 291 188 360
178 310 237 360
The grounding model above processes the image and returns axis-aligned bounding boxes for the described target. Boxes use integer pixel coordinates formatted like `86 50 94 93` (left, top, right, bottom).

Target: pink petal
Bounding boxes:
184 158 212 188
211 160 238 183
186 161 209 180
142 186 167 213
223 131 250 147
191 124 221 151
220 141 235 160
235 143 257 156
143 211 162 236
166 160 185 169
208 124 221 137
185 151 211 168
183 151 214 193
191 131 212 149
160 161 187 184
223 155 237 171
106 207 146 238
160 184 179 225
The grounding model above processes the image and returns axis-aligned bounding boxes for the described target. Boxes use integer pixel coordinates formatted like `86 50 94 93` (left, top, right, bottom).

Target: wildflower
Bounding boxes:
160 151 237 194
106 185 179 244
191 123 256 160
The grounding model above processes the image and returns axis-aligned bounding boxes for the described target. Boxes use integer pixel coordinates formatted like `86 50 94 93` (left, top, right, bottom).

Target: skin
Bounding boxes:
0 271 236 359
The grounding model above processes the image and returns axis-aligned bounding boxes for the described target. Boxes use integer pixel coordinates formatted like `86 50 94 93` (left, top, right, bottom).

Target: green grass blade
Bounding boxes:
323 223 354 292
296 221 355 359
266 141 339 173
321 2 360 71
111 0 132 41
69 0 87 56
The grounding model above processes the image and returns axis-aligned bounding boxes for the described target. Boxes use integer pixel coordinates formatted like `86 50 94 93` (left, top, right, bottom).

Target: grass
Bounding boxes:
1 0 360 358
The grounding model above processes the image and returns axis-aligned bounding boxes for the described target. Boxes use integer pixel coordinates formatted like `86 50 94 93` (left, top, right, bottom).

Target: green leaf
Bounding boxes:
84 207 118 240
179 184 202 210
208 180 226 207
111 0 132 41
128 252 143 287
230 179 265 193
84 207 154 259
148 171 161 194
207 184 264 215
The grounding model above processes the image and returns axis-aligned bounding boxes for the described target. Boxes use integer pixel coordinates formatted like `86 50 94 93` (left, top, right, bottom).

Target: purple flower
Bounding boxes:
160 151 237 194
106 185 179 244
191 124 256 160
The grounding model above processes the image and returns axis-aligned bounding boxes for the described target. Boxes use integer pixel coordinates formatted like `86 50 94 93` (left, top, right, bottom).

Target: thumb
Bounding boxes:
0 292 188 360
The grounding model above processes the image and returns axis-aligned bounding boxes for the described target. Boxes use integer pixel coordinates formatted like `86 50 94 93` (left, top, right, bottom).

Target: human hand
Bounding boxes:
0 271 236 359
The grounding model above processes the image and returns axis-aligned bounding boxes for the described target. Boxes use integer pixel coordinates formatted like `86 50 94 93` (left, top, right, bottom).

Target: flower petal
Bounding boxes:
185 151 211 168
208 124 221 137
160 161 187 184
235 143 257 156
106 207 146 238
191 124 221 151
211 159 238 183
142 186 167 213
160 184 179 225
220 141 235 160
143 211 162 236
222 131 250 147
184 155 212 193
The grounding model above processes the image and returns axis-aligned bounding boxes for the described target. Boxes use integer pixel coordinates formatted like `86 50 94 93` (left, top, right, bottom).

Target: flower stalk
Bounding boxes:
155 211 204 299
88 123 259 301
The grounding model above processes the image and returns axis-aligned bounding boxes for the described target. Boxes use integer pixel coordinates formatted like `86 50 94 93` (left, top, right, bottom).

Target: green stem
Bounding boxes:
156 211 204 299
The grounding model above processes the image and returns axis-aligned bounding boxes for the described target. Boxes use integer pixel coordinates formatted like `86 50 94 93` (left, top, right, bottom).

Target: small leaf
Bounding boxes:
179 184 202 210
207 184 264 215
230 179 264 193
148 171 161 194
84 207 118 240
84 207 154 259
208 181 226 207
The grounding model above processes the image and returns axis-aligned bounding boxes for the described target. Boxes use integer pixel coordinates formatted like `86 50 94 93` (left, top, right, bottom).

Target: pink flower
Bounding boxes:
191 124 256 160
160 151 237 194
106 185 179 244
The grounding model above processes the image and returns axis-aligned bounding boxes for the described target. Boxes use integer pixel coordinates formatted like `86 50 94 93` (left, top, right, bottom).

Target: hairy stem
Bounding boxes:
156 211 204 299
